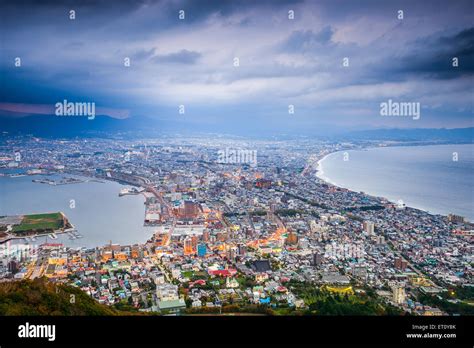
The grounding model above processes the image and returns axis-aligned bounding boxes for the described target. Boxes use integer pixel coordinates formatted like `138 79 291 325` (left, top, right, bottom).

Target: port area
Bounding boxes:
119 187 145 197
32 176 104 185
0 212 79 243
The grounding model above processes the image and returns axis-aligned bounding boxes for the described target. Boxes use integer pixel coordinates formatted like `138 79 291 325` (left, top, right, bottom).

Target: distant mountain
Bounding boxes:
0 114 157 138
344 127 474 143
0 114 214 138
1 114 473 143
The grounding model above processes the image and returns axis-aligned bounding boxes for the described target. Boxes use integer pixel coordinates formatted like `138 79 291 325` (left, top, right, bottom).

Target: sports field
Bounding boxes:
11 212 64 234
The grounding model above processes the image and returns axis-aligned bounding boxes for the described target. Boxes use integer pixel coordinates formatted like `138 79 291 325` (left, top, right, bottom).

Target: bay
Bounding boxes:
0 174 154 248
317 144 474 221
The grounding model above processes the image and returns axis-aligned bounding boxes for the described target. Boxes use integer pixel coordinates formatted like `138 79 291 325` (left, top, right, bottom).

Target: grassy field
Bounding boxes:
12 212 64 234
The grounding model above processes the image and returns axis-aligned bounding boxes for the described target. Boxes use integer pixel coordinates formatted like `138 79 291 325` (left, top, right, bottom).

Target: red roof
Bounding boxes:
208 269 237 277
40 243 63 247
189 279 206 287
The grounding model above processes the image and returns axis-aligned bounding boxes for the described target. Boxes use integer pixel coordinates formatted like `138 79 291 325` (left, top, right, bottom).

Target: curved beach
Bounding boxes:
315 144 474 221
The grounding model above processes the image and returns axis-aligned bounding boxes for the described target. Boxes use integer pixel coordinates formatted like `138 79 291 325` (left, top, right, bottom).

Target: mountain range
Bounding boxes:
1 114 473 143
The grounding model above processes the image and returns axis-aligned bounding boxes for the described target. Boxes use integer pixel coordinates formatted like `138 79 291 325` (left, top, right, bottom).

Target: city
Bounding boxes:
1 135 472 316
1 0 473 344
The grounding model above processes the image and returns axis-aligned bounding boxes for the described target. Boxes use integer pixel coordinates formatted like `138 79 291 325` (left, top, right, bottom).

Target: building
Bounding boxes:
313 252 324 267
183 237 195 255
156 283 179 301
394 257 408 271
363 221 375 235
376 235 385 245
197 243 207 257
286 231 298 246
179 200 200 219
7 260 18 274
321 272 350 285
255 273 269 283
448 214 465 224
393 286 406 304
255 178 272 188
252 260 271 273
208 269 237 277
237 243 247 256
157 298 186 313
226 277 239 288
191 235 198 250
226 246 238 261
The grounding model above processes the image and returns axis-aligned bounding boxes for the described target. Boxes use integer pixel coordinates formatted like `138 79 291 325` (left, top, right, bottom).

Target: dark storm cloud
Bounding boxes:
169 0 304 17
394 27 474 79
280 26 335 51
1 0 302 28
1 0 473 129
132 48 157 61
152 49 201 64
356 26 474 84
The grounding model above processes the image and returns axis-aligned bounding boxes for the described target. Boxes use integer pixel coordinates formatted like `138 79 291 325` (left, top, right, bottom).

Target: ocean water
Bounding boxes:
0 174 155 248
317 144 474 221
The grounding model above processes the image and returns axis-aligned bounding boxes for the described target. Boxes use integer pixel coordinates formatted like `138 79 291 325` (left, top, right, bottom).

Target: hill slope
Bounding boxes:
0 278 130 316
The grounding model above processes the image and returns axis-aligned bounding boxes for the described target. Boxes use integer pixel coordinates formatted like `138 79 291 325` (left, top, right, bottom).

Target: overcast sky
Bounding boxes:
1 0 473 134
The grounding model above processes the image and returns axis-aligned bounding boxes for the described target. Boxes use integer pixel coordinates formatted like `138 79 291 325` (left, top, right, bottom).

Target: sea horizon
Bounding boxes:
317 143 474 221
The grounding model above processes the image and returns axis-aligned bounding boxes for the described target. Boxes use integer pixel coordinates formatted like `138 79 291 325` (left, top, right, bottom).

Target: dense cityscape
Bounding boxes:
1 0 473 345
1 136 472 316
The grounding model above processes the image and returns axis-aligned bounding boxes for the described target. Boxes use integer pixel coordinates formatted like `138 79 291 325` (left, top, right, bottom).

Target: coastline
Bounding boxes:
315 144 473 222
316 151 339 187
0 174 154 248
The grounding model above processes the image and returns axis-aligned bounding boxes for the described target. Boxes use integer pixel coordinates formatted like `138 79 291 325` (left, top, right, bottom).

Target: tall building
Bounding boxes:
8 260 18 274
363 221 375 235
244 227 253 238
313 252 324 267
286 231 298 245
237 243 247 256
393 286 406 304
179 200 200 219
191 235 198 250
394 257 408 271
255 178 271 188
376 235 385 245
269 202 277 213
298 238 309 249
448 214 465 224
226 246 238 261
197 243 207 257
183 237 194 255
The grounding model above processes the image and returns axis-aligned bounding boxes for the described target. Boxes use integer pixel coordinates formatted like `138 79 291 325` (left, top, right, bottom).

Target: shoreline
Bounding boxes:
316 151 339 187
315 144 472 222
0 174 154 248
0 212 75 244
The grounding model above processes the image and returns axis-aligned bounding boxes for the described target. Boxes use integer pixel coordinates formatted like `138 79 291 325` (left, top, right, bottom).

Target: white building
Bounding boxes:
363 221 375 235
392 286 406 304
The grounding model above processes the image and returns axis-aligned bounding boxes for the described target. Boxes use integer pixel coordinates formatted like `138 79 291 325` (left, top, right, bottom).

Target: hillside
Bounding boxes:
0 278 135 316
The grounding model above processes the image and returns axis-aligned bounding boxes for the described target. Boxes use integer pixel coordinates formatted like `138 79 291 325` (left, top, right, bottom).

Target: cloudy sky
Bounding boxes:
1 0 473 134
